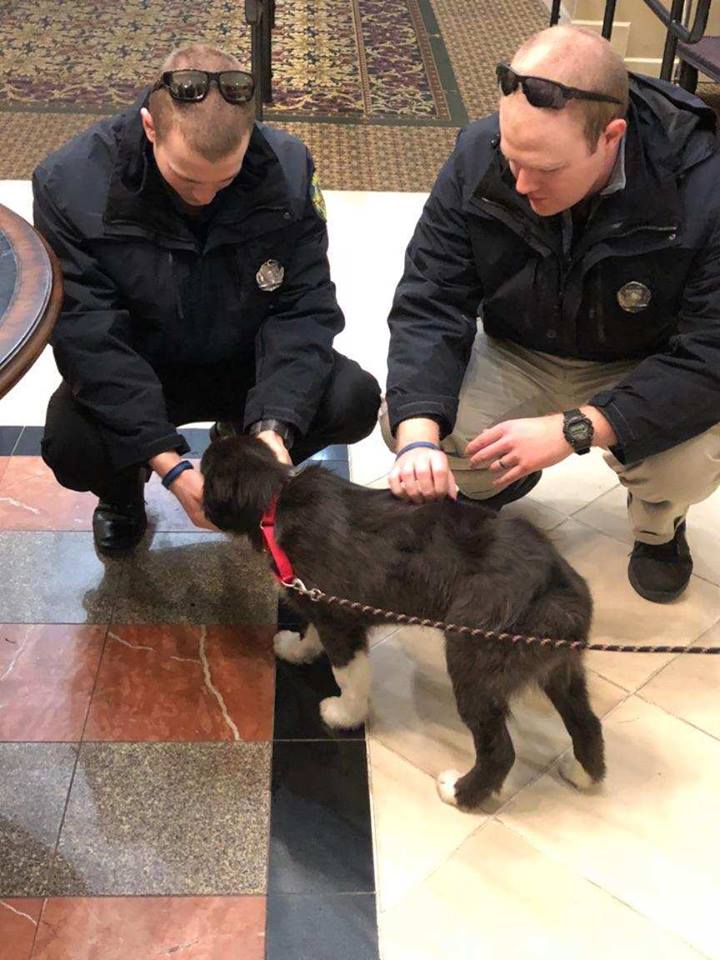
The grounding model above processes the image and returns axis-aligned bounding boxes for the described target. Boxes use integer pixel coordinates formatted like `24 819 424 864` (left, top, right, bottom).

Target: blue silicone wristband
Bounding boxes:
161 459 194 489
395 441 441 460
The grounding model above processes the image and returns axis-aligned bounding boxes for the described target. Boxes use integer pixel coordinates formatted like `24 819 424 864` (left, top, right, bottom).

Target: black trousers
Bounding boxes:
42 351 381 503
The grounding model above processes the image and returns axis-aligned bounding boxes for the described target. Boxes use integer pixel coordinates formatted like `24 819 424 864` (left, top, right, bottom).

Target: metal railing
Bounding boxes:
549 0 712 80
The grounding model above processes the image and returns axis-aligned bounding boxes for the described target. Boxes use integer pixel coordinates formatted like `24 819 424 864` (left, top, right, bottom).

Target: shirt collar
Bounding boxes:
600 134 627 197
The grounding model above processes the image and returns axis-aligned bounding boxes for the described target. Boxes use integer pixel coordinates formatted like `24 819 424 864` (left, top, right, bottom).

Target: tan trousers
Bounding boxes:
384 331 720 545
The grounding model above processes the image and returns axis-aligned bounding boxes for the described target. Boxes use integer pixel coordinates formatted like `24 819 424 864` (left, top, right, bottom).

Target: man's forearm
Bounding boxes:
395 417 441 451
581 405 618 449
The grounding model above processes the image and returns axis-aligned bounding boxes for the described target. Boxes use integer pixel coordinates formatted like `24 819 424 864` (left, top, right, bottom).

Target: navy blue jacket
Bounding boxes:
387 76 720 463
33 95 343 470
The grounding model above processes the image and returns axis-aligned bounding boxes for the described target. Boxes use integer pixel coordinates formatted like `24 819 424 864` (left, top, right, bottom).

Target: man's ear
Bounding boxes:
603 117 627 151
140 107 157 145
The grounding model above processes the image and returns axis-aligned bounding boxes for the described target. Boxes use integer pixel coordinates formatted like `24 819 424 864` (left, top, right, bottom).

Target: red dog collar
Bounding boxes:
259 496 295 585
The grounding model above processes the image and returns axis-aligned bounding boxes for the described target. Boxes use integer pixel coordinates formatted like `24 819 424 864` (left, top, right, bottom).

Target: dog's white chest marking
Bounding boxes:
273 625 323 664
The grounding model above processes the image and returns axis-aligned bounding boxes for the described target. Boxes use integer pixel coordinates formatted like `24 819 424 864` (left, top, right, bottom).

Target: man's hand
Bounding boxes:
149 452 217 530
388 417 458 502
466 406 617 488
255 430 293 465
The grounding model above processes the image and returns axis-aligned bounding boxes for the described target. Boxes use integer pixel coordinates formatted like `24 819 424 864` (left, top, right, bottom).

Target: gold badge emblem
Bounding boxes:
310 171 327 222
617 281 652 313
256 260 285 292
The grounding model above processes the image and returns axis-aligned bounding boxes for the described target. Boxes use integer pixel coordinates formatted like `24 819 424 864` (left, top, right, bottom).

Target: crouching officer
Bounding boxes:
384 25 720 603
33 43 380 553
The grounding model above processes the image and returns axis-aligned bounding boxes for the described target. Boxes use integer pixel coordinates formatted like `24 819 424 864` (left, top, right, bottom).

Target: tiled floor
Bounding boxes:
2 181 720 958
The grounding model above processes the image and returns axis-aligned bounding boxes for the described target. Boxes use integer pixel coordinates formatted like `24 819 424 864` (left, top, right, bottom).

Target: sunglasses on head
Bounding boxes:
496 62 622 110
153 69 255 105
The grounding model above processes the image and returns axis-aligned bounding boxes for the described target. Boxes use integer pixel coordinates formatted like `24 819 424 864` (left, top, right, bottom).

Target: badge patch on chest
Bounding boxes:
310 171 327 221
256 259 285 292
617 281 652 313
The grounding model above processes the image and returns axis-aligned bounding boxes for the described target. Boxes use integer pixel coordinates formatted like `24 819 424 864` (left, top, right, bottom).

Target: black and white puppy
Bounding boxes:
201 436 605 810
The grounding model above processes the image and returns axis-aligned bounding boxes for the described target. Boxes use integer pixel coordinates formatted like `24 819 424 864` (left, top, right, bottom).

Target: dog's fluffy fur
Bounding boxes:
202 436 605 809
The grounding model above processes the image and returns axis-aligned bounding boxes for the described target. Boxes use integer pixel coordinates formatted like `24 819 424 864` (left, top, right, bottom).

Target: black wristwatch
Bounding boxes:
249 418 295 450
562 408 594 455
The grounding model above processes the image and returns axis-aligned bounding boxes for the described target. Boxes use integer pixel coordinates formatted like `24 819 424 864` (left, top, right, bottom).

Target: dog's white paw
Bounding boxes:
319 695 367 730
436 769 462 806
273 627 322 664
559 755 596 791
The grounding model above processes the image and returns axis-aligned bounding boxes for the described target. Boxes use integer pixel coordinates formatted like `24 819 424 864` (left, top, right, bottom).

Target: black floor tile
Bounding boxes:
0 743 78 896
273 655 365 741
12 426 44 455
0 425 22 456
48 742 271 895
268 740 374 894
0 532 122 623
266 894 379 960
312 459 350 480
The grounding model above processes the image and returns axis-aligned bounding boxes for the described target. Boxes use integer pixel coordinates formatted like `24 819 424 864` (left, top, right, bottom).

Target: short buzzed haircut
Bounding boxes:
148 43 255 161
512 25 629 150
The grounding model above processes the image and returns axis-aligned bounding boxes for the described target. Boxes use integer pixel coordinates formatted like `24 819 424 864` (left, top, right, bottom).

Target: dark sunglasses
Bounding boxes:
496 62 622 109
153 69 255 105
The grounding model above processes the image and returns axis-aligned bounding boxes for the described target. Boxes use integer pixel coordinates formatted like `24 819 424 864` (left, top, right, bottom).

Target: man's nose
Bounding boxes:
191 188 217 206
513 168 536 196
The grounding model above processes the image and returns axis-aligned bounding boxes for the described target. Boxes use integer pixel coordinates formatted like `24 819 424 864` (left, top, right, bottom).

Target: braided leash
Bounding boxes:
282 578 720 655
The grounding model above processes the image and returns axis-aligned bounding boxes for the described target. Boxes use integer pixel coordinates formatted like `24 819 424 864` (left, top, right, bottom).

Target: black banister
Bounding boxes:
643 0 712 44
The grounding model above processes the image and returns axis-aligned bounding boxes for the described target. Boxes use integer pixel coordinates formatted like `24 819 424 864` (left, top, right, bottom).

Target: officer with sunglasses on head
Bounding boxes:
384 24 720 603
33 43 380 553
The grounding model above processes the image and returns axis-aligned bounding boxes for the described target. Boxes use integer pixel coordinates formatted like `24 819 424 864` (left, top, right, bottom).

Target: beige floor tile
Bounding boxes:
639 620 720 740
551 519 720 692
499 696 720 958
576 484 720 587
367 738 486 912
379 819 703 960
368 626 626 811
527 449 620 517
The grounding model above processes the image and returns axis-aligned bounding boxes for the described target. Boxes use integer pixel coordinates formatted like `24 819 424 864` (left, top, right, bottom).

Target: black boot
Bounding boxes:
459 471 542 512
92 469 147 554
628 521 693 603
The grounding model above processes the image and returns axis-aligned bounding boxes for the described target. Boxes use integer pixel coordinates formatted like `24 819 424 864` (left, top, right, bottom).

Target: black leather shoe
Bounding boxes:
92 499 147 554
459 471 542 512
628 521 693 603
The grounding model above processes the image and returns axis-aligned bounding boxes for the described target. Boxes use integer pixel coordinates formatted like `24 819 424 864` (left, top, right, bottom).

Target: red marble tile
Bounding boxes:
0 625 106 741
0 899 43 960
0 457 94 530
84 624 275 741
0 457 201 531
31 897 266 960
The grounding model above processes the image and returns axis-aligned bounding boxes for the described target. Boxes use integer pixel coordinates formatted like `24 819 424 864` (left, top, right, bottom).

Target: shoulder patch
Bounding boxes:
310 171 327 221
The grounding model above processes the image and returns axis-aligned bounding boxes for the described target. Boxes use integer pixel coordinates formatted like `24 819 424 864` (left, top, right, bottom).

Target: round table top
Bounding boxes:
0 203 63 401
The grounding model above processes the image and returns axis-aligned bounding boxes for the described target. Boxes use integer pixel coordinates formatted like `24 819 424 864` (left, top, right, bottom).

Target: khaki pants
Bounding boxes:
383 331 720 545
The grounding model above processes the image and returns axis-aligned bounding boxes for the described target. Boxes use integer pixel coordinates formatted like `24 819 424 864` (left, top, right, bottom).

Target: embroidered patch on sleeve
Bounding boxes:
310 171 327 221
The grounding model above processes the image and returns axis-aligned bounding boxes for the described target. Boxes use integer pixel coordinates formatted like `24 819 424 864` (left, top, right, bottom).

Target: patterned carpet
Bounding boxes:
0 0 550 189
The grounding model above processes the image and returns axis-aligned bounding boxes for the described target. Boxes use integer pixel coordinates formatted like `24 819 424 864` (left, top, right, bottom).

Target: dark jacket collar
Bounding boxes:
103 88 291 241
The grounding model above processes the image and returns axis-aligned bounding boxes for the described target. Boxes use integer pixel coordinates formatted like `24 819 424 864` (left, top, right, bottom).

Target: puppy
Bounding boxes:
201 436 604 809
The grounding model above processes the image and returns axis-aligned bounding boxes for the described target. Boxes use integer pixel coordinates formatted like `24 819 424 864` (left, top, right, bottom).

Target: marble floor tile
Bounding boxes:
368 738 485 911
48 742 271 896
0 456 94 530
528 448 620 516
379 819 703 960
499 696 720 958
0 532 122 624
0 899 43 960
32 896 267 960
110 532 276 625
368 626 626 811
0 743 77 897
11 429 43 456
576 483 720 587
84 624 275 741
266 894 379 960
0 426 22 456
0 455 11 486
349 425 395 487
551 519 720 693
0 624 106 741
639 619 720 740
269 741 374 894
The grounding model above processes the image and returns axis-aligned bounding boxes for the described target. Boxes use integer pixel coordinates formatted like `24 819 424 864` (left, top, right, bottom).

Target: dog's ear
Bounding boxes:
201 436 288 537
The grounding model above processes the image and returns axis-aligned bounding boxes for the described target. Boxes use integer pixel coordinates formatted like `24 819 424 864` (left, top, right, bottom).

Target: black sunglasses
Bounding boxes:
153 69 255 105
496 62 622 109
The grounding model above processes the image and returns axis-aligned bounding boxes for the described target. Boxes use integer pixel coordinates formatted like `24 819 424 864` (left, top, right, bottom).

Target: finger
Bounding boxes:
492 465 525 488
447 470 459 501
414 460 436 498
388 467 406 499
399 466 425 504
469 439 512 467
489 455 515 473
428 454 452 499
466 425 504 455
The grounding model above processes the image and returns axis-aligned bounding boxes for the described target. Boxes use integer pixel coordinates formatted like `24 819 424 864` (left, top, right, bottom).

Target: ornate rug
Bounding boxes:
0 0 551 188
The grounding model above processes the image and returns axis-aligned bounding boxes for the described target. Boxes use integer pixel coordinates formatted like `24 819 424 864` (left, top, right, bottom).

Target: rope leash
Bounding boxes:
282 578 720 656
